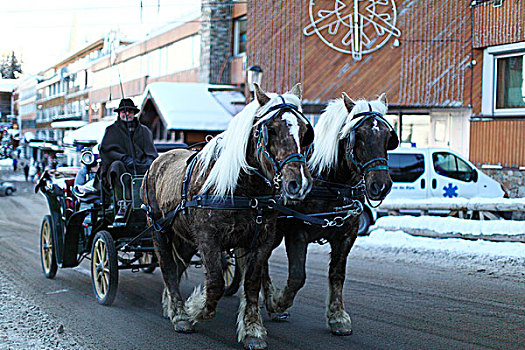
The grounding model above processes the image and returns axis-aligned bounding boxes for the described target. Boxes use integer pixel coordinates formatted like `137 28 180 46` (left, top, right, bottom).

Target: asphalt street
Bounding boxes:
0 177 523 349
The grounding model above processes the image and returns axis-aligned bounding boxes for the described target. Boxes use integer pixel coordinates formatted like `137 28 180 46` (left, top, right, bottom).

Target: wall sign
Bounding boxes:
303 0 401 60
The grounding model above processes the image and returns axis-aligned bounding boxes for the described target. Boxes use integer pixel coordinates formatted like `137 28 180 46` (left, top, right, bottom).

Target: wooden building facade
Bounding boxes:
245 0 525 167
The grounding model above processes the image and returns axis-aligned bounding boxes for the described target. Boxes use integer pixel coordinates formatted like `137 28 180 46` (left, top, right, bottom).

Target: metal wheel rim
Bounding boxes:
41 220 53 273
92 239 110 299
358 215 366 231
223 256 235 286
140 253 152 264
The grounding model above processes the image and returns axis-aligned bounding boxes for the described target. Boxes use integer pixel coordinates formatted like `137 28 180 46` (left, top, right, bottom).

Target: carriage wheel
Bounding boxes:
91 231 118 306
357 211 372 236
223 249 242 296
40 215 58 279
139 252 156 273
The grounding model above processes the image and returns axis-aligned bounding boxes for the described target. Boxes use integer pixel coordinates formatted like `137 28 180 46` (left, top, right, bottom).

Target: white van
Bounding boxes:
358 147 507 235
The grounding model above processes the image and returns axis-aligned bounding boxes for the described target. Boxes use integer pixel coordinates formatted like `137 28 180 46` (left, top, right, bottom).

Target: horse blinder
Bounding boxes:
303 124 314 147
387 130 399 150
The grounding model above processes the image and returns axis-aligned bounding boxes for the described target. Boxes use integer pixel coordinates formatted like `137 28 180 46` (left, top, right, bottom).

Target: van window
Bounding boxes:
432 152 474 182
388 153 425 182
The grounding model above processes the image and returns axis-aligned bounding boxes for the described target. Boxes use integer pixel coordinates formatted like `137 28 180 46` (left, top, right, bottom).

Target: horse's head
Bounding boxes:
340 93 398 200
251 83 313 201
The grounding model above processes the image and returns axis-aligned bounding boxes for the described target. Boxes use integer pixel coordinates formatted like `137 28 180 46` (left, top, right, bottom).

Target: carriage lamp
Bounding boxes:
247 65 263 96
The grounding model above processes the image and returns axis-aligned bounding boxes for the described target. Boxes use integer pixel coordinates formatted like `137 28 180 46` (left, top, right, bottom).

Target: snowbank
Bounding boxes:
0 158 13 167
358 229 525 259
379 197 525 211
371 215 525 242
306 228 525 261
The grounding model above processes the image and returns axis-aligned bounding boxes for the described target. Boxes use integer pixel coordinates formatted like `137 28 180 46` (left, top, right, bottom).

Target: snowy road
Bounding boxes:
0 175 524 349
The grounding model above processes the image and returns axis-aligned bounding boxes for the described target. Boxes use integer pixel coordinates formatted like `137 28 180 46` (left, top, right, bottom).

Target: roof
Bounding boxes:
139 82 245 131
0 79 18 92
63 119 115 144
51 120 88 129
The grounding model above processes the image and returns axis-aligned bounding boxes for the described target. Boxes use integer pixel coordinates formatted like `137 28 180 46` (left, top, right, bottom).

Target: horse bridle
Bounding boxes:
253 96 313 189
344 110 396 176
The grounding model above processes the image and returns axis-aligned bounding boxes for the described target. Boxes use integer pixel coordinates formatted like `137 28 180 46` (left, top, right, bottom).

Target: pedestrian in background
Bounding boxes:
12 158 18 172
23 163 30 182
29 162 37 182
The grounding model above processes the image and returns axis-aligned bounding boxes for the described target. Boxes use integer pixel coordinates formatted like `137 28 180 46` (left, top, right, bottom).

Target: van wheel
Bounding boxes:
357 211 371 236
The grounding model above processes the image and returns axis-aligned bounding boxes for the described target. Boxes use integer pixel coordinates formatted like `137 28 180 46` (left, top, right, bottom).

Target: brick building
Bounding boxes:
243 0 525 195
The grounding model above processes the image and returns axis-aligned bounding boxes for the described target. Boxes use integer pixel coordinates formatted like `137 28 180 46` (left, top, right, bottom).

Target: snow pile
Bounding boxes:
0 159 13 167
372 215 525 237
358 229 525 259
379 197 525 210
307 229 524 259
305 228 524 279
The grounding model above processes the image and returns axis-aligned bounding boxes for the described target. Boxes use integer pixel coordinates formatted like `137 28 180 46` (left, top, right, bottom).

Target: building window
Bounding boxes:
495 54 525 109
233 16 247 56
482 42 525 116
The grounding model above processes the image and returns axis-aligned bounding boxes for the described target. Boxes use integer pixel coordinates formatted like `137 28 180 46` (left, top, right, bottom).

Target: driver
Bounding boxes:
99 98 158 219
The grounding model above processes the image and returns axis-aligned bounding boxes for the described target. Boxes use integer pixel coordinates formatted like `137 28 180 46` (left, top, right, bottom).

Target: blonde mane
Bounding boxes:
308 98 387 176
198 93 302 196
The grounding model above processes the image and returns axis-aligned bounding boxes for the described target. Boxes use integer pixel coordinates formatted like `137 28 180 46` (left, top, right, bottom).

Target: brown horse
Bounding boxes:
261 93 398 335
143 83 313 349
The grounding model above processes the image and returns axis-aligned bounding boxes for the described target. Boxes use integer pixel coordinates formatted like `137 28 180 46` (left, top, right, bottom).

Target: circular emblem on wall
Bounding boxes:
303 0 401 60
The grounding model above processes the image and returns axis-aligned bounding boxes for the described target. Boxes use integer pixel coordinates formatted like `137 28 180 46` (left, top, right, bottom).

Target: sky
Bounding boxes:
0 0 200 75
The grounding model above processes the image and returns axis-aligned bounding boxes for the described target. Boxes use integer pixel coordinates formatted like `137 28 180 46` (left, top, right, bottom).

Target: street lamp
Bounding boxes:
246 65 263 101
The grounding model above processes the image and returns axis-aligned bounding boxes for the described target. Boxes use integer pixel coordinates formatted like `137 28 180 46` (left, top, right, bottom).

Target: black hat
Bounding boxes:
115 98 139 113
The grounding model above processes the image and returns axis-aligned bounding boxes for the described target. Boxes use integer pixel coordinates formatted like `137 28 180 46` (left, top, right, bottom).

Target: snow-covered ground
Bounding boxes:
373 215 525 238
0 270 84 349
304 228 524 281
359 229 525 259
306 228 525 260
0 158 13 167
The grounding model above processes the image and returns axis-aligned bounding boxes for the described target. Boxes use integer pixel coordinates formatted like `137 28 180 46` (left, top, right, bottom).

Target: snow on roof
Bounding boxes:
63 120 114 144
0 79 18 92
24 132 35 141
51 120 88 129
139 82 245 131
6 129 19 136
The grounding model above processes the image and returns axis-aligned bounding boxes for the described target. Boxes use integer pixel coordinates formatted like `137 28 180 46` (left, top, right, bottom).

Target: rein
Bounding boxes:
143 99 320 252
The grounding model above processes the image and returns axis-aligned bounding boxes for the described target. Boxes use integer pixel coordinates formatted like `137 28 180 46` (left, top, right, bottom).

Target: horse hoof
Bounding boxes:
270 312 289 322
175 320 195 334
200 309 216 321
330 322 352 336
242 336 267 350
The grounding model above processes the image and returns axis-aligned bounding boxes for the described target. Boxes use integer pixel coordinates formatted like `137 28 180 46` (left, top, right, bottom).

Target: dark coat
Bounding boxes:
100 118 158 176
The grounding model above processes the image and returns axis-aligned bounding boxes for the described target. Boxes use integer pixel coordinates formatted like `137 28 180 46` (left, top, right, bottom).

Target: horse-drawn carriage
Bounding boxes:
36 160 240 306
36 82 398 349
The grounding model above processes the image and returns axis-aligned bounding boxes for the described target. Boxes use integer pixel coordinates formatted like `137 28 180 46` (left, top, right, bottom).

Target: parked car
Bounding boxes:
358 147 507 235
0 181 16 196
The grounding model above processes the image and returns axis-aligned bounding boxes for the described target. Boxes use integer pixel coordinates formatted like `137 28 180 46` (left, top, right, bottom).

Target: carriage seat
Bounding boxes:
72 181 101 205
